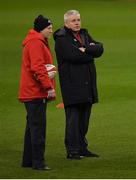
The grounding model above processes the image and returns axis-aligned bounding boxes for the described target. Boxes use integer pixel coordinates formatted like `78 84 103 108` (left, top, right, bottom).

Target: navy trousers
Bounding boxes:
22 99 47 168
64 102 92 154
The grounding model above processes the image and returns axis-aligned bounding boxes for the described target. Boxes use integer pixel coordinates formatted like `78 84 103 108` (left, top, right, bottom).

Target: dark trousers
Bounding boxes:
64 102 92 154
22 99 47 168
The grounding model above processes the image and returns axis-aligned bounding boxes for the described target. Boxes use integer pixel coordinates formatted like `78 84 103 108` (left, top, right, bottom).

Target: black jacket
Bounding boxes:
53 27 104 107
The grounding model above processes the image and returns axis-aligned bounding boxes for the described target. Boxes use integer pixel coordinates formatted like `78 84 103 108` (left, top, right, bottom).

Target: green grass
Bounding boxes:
1 0 136 178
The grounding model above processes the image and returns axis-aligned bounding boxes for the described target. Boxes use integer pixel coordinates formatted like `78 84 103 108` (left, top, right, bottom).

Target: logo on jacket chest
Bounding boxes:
73 38 81 46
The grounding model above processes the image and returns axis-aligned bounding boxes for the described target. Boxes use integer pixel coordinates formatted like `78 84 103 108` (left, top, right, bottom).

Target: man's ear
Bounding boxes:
65 22 68 27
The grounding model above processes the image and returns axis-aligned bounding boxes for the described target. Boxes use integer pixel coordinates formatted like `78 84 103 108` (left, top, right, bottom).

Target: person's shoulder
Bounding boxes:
53 27 66 40
80 28 89 35
29 38 44 45
26 38 45 50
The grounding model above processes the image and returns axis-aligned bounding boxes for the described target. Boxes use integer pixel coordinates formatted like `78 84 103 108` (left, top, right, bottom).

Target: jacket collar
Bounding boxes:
22 29 49 46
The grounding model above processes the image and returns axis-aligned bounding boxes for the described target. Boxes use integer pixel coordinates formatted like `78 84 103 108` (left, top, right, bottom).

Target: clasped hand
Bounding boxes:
47 89 56 99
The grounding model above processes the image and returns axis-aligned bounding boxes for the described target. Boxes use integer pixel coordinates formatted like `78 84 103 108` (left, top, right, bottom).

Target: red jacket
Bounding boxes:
19 29 55 102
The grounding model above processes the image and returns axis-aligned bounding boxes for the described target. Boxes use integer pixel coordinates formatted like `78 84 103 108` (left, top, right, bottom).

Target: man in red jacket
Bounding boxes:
19 15 56 170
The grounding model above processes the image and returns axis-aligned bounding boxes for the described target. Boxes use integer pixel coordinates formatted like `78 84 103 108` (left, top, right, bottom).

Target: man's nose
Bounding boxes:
75 21 79 24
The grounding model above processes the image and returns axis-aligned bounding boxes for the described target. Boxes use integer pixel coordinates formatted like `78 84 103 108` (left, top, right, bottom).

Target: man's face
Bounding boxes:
65 14 81 32
41 25 53 39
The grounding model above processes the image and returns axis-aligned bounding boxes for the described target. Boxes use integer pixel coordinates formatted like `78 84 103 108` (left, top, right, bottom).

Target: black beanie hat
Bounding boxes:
34 15 52 32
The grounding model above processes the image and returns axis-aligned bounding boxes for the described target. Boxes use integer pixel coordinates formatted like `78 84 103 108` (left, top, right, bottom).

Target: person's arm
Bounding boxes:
85 34 104 58
28 40 53 90
55 37 92 64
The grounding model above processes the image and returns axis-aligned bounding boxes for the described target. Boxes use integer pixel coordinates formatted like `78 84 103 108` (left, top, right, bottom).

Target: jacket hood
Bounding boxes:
53 26 88 41
53 27 66 40
22 29 47 46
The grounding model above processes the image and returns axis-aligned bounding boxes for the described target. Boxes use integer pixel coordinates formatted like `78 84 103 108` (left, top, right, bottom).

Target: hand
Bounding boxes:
90 43 95 46
48 71 57 79
47 89 56 99
79 47 86 52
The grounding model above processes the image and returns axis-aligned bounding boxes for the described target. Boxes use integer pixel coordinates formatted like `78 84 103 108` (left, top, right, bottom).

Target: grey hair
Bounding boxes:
64 10 80 23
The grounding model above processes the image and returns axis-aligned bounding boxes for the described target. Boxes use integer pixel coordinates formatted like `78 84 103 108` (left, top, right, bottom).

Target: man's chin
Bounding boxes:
73 28 80 32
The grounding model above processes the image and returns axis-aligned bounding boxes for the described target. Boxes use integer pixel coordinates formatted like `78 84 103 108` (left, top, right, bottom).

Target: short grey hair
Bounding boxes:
64 10 80 23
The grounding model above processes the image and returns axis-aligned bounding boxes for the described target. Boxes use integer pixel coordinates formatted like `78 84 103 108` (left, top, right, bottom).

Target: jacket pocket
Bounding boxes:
69 64 90 85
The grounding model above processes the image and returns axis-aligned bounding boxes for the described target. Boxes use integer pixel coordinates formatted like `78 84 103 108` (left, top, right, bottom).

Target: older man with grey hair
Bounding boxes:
54 10 104 159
